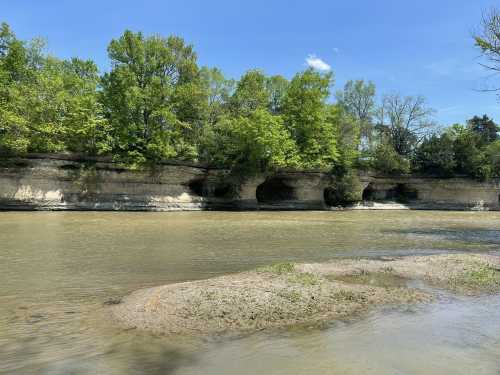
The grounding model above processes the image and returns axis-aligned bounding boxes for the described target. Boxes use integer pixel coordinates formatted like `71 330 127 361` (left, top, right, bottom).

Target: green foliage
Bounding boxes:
372 142 410 175
335 79 375 147
467 115 499 146
411 122 500 181
328 104 360 175
199 67 234 126
0 23 31 154
266 75 289 115
324 170 363 206
452 125 492 180
258 262 296 275
230 69 269 115
202 109 299 174
24 57 107 154
0 21 497 183
413 133 457 177
485 140 500 176
282 69 338 169
0 24 105 155
100 30 200 165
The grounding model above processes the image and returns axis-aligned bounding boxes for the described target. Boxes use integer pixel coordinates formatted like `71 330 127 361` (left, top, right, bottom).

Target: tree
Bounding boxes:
485 140 500 176
413 133 456 177
100 30 200 165
9 55 107 154
199 67 234 126
230 69 269 115
467 115 498 146
0 23 107 155
336 80 376 148
451 125 491 180
327 104 360 175
324 170 363 206
375 94 435 156
372 142 410 175
266 75 289 115
203 109 299 173
474 8 500 94
0 23 30 154
282 69 338 169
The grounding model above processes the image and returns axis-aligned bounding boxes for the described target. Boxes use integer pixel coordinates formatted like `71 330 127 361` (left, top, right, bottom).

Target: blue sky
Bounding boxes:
2 0 499 125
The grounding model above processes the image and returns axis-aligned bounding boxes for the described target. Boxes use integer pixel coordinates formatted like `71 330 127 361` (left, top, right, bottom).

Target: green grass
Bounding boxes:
257 262 322 286
451 263 500 291
287 272 322 286
257 262 296 275
464 266 500 287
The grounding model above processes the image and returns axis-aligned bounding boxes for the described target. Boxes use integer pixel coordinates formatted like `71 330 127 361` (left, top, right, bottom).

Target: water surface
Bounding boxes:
1 211 500 374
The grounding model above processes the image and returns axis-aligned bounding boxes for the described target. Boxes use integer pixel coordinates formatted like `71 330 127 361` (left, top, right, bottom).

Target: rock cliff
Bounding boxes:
0 154 498 211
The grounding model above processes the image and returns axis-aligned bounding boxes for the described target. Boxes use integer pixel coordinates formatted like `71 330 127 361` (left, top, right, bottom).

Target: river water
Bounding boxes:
1 211 500 374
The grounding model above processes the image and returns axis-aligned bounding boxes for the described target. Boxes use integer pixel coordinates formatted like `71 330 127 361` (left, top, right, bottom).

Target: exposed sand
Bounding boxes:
109 254 500 336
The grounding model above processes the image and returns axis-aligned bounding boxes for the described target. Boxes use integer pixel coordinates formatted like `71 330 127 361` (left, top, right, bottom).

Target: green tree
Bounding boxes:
100 30 200 165
467 115 498 146
0 23 30 154
336 80 375 149
451 125 492 180
485 140 500 176
324 170 363 206
413 133 457 177
230 69 269 115
327 104 360 174
12 56 107 154
203 109 299 174
199 67 234 126
282 69 338 169
266 75 289 115
372 142 410 175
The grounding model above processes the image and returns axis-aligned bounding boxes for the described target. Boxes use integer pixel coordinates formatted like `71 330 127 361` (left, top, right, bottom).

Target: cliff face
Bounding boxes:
0 155 499 211
0 155 209 211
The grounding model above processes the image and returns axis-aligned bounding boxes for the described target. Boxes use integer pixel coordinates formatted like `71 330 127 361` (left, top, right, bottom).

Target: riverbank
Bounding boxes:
1 154 499 211
109 254 500 337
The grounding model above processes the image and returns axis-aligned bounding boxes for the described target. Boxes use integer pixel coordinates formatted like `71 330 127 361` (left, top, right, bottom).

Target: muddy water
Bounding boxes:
1 211 500 374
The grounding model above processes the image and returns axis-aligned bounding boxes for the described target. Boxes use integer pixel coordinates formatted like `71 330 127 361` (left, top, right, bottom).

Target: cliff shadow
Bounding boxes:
256 176 296 204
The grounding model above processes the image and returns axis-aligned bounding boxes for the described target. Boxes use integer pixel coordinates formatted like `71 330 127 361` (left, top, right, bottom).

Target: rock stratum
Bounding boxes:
0 153 499 211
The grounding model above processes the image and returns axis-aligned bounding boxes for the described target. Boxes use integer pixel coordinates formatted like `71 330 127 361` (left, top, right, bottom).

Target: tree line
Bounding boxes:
0 16 499 183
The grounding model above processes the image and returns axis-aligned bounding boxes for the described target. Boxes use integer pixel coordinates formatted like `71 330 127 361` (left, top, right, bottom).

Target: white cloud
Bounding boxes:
305 55 331 71
333 47 340 53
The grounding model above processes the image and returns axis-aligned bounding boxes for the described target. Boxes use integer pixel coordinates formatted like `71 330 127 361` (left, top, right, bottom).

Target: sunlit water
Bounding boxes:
1 211 500 374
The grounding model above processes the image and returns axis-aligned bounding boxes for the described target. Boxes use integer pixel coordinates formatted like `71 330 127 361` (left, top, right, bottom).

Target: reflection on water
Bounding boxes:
386 228 500 246
170 295 500 375
1 211 500 374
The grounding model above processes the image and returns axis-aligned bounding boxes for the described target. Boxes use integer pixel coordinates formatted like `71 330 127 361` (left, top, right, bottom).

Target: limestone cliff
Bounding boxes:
0 154 498 211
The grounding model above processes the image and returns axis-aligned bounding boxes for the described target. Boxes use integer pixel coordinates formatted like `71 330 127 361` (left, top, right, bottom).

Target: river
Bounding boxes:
1 211 500 374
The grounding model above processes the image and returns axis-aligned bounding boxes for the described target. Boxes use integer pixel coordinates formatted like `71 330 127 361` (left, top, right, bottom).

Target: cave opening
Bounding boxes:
362 183 376 201
187 179 205 197
256 177 296 203
213 183 233 198
387 183 418 202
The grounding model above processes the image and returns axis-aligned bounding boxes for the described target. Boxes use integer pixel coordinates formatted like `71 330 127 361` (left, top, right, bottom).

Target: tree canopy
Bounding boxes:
0 22 498 181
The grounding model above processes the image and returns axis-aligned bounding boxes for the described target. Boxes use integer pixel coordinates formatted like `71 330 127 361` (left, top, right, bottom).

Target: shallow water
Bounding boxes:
1 211 500 374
